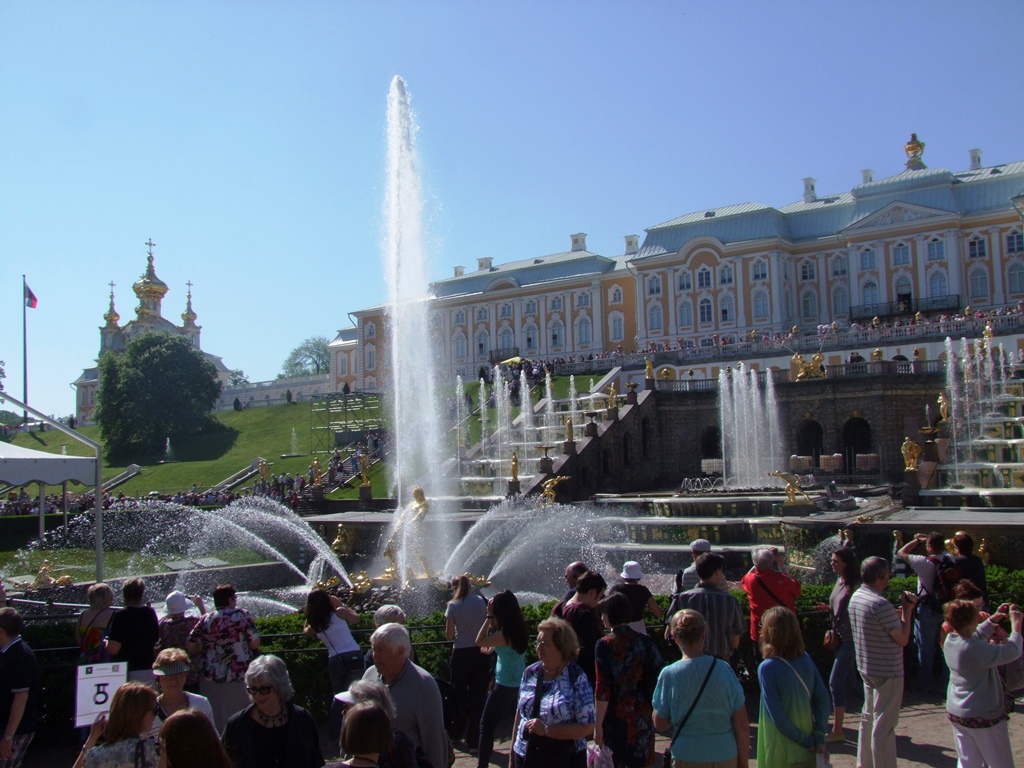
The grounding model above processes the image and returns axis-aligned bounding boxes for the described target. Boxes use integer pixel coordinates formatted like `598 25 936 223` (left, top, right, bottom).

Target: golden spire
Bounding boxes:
181 280 198 325
103 280 120 327
904 133 926 170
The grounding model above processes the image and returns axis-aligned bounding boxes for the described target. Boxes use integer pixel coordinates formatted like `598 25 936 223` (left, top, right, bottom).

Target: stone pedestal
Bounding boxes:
563 441 577 456
922 440 940 463
779 501 816 517
902 468 921 506
626 390 639 406
506 480 521 497
539 456 554 474
585 422 598 438
645 377 655 391
359 484 373 502
607 407 619 422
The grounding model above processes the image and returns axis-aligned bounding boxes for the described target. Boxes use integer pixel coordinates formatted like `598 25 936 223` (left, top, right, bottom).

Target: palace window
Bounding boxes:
752 261 768 281
678 300 693 327
930 272 948 298
860 249 876 270
831 255 847 277
648 276 662 296
454 334 467 360
549 321 563 348
454 310 466 324
577 316 592 345
720 264 734 285
365 322 376 338
893 243 910 266
700 337 716 348
338 356 348 376
610 287 622 305
969 237 987 260
577 293 590 308
500 304 512 318
648 305 663 332
721 295 735 322
1008 231 1024 254
699 297 713 324
698 268 712 289
524 324 537 350
499 327 514 349
928 239 945 261
800 262 816 281
476 307 488 322
609 314 624 342
550 296 562 311
753 291 769 320
524 300 537 315
365 347 376 370
476 331 489 357
1009 263 1024 295
862 281 879 306
801 291 818 319
969 268 989 299
678 272 692 290
832 286 849 316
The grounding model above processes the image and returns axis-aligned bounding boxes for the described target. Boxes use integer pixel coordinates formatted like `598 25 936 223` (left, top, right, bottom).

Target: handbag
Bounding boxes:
822 623 841 652
522 669 578 768
662 657 717 768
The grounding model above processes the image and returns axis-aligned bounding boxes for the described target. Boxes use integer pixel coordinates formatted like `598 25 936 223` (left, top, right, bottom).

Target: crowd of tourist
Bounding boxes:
0 534 1020 768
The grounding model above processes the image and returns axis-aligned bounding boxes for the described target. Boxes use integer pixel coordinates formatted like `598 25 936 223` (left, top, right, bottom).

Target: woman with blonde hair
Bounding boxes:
157 708 233 768
78 583 115 663
756 606 830 767
74 682 158 768
510 617 595 768
445 574 489 751
653 609 748 768
151 647 214 734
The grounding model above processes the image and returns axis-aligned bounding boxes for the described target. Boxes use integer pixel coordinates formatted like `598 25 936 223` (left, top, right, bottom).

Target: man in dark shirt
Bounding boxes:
552 561 589 616
558 571 606 685
0 608 38 768
106 578 159 683
665 553 743 658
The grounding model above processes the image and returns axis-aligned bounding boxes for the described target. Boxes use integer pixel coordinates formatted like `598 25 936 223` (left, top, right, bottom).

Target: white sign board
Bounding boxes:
75 663 128 728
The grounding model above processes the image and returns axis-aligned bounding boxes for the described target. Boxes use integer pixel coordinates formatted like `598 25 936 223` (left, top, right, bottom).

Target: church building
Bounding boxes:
73 242 231 424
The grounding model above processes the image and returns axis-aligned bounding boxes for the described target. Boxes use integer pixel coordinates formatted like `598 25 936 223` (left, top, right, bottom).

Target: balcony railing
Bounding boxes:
488 346 519 363
850 294 960 321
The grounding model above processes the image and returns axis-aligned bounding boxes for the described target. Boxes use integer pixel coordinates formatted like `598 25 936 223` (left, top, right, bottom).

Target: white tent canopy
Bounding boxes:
0 441 97 486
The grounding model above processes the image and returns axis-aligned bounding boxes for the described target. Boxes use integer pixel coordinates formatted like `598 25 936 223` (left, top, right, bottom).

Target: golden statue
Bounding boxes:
607 382 617 407
311 458 323 486
258 459 269 483
901 436 922 470
645 357 654 379
31 561 54 590
893 529 904 546
871 348 884 362
541 475 568 503
937 392 950 423
382 486 432 581
565 416 574 443
359 454 370 486
314 576 341 591
984 322 994 344
510 451 519 482
659 367 672 380
792 352 815 381
904 133 926 169
331 524 353 555
811 351 825 378
767 470 813 505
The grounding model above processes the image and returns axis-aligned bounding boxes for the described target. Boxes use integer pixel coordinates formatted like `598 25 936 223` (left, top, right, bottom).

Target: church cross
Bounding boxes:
186 280 193 296
108 280 116 296
145 239 156 257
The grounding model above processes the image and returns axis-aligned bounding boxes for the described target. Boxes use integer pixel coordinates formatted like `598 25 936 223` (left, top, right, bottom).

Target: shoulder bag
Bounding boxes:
522 666 578 768
662 657 717 768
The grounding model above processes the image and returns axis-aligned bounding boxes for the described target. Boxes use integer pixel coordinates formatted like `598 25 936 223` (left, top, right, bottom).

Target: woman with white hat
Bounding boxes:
608 561 663 634
157 590 206 693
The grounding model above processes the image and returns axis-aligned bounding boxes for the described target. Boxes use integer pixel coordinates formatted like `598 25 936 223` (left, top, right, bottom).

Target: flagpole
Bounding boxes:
22 274 27 427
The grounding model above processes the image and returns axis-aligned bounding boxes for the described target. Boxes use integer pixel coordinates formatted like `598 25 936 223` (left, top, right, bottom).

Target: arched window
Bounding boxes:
678 272 692 290
476 330 490 358
1008 231 1024 255
524 300 537 315
648 276 662 296
930 272 948 297
1009 263 1024 295
365 322 376 338
832 286 849 316
453 333 467 360
969 268 989 299
608 313 624 342
523 324 538 351
610 287 622 304
365 345 376 370
753 291 769 320
549 321 563 348
678 300 693 328
800 261 816 281
969 237 987 260
892 243 910 266
862 281 879 306
476 307 488 322
550 296 563 311
801 291 818 319
699 298 713 324
861 249 876 270
752 261 768 280
500 303 512 318
831 255 847 277
454 310 465 324
648 304 663 332
928 239 945 261
720 264 734 285
499 327 514 350
577 316 592 345
720 295 735 322
698 268 712 289
895 276 912 296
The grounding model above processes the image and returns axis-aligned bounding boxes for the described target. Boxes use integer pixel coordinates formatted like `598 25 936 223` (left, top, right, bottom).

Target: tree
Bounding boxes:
229 369 250 386
95 332 222 459
279 336 330 378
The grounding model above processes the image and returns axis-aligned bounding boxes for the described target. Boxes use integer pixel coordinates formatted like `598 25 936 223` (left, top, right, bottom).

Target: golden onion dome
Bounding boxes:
133 254 169 300
181 288 198 324
103 286 120 326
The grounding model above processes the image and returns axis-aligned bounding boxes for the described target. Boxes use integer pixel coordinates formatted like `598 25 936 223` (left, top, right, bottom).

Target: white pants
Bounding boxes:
950 719 1015 768
857 675 903 768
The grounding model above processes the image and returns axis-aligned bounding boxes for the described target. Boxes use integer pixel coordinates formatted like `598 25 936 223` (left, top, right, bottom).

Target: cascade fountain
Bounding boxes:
718 363 784 488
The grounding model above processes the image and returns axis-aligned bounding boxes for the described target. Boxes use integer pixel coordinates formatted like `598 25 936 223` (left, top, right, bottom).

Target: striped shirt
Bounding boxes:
666 583 744 659
848 584 903 679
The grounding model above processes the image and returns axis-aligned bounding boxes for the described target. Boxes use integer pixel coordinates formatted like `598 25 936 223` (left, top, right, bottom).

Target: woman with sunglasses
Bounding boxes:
222 654 324 768
73 682 158 768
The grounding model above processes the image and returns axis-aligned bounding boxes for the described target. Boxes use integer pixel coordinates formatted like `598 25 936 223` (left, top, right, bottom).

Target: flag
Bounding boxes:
24 284 37 309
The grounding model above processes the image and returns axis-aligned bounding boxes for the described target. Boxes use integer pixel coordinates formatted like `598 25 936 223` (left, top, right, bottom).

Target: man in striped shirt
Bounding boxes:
664 553 743 659
848 557 917 768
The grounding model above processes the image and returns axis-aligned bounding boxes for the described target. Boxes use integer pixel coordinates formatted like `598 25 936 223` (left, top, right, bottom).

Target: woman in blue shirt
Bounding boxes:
757 606 830 767
475 590 528 768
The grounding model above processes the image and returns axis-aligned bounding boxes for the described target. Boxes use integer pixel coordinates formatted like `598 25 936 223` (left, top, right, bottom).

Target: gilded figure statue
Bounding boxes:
330 524 353 555
767 470 813 505
937 392 950 423
607 382 617 407
511 451 519 482
311 458 323 486
871 348 884 362
359 453 370 486
645 357 654 379
901 436 922 470
258 459 269 483
382 486 432 581
541 475 568 503
565 417 574 443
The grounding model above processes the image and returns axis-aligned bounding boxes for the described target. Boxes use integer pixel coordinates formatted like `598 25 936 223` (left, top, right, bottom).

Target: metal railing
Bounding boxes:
850 294 961 321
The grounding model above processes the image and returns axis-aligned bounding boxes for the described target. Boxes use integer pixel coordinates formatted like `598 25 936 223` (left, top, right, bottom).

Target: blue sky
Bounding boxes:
2 1 1022 418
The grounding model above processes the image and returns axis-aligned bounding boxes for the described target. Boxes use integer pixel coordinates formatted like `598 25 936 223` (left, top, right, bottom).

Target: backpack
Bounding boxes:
922 555 962 610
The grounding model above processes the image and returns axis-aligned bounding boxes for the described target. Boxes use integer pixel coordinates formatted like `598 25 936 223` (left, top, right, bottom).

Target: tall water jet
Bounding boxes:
382 76 451 576
719 364 783 488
